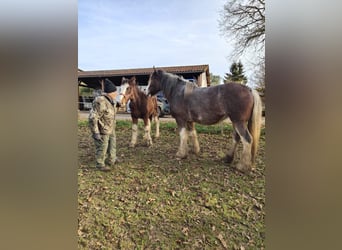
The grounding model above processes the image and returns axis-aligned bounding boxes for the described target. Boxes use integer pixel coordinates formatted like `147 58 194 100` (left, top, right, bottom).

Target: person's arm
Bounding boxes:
88 98 104 135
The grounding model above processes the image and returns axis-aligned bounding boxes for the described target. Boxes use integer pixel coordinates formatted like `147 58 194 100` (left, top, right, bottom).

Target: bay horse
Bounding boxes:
147 69 262 172
119 76 160 147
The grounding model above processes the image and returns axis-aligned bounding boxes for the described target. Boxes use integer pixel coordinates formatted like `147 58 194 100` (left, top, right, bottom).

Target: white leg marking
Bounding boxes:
144 119 152 146
130 123 138 147
235 129 253 172
176 128 188 158
190 129 200 154
155 116 160 138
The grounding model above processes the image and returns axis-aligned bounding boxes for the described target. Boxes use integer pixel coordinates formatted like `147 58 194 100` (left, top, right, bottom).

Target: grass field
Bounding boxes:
78 120 265 249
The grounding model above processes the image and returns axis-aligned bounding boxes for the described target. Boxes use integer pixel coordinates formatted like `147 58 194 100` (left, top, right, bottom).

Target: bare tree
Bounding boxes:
219 0 265 58
253 60 265 94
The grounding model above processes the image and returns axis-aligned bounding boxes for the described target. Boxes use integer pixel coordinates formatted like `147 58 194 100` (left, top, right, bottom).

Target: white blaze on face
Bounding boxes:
146 77 151 95
117 83 129 105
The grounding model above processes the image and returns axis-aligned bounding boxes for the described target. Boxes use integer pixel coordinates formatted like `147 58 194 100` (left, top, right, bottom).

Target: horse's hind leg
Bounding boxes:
130 118 138 148
234 122 253 172
143 118 153 147
224 128 240 164
187 122 200 155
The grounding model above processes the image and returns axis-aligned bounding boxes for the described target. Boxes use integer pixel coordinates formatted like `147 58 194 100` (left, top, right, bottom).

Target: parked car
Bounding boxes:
157 97 170 117
78 96 94 110
156 91 170 117
126 100 131 113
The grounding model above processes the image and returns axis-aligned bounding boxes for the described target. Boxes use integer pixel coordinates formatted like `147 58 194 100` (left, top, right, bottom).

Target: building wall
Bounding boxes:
197 72 208 87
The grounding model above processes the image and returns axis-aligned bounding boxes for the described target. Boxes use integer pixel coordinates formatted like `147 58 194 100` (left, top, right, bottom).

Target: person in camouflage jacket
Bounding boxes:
89 78 118 171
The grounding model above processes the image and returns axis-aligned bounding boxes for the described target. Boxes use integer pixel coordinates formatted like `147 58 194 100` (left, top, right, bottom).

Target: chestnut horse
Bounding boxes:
119 76 159 147
147 69 262 173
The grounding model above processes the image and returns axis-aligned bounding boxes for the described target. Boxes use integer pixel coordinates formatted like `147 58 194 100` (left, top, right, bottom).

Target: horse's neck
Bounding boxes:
161 78 174 100
161 77 187 100
131 88 145 103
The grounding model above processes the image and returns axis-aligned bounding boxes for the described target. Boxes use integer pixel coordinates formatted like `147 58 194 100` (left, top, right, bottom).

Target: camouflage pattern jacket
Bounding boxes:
89 94 116 135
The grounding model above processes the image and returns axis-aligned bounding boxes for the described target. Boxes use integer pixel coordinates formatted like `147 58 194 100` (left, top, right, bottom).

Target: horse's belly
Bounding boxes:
192 113 226 125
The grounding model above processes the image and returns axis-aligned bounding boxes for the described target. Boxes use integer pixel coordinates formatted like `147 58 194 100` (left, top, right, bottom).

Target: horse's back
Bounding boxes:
219 83 254 121
189 83 252 107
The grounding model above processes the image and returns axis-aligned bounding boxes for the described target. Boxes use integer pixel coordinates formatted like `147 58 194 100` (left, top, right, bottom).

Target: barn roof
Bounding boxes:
78 64 210 89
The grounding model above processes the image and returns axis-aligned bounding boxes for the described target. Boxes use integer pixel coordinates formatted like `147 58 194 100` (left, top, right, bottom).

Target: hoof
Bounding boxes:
193 147 200 155
223 154 234 164
189 148 200 155
145 139 153 147
176 151 187 159
236 163 250 173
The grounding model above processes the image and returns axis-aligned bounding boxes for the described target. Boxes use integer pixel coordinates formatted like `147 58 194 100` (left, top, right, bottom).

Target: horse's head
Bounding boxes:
147 69 162 96
117 76 138 106
125 76 138 99
117 77 130 106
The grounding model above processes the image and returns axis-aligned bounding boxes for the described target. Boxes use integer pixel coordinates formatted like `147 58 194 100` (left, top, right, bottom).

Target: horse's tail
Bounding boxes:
248 89 263 165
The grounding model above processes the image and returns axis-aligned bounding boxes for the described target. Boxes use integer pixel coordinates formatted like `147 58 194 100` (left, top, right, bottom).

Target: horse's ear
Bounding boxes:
129 76 137 85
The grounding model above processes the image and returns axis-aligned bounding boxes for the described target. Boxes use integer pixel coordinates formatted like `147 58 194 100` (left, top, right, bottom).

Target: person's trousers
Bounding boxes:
94 132 116 168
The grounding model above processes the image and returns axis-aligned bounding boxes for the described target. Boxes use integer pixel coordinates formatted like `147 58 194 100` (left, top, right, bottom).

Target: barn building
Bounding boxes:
78 64 210 111
78 64 211 90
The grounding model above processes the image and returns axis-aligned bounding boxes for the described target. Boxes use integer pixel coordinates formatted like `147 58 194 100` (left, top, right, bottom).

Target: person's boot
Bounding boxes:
96 165 111 172
105 158 121 167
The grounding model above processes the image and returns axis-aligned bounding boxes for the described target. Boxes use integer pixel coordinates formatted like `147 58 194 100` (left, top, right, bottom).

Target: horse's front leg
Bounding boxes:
130 118 138 148
176 126 189 159
143 118 153 147
187 122 200 155
154 115 160 138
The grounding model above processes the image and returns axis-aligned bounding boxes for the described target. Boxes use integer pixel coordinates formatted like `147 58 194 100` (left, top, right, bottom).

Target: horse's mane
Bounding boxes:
159 70 197 98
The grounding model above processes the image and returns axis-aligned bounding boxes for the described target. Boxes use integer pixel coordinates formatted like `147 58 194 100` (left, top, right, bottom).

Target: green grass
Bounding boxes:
78 119 265 249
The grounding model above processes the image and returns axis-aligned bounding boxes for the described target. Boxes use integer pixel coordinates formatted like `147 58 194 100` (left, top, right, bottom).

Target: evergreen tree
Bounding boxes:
223 61 247 84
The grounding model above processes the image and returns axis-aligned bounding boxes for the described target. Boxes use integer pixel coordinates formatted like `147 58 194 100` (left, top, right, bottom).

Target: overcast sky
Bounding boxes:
78 0 244 83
